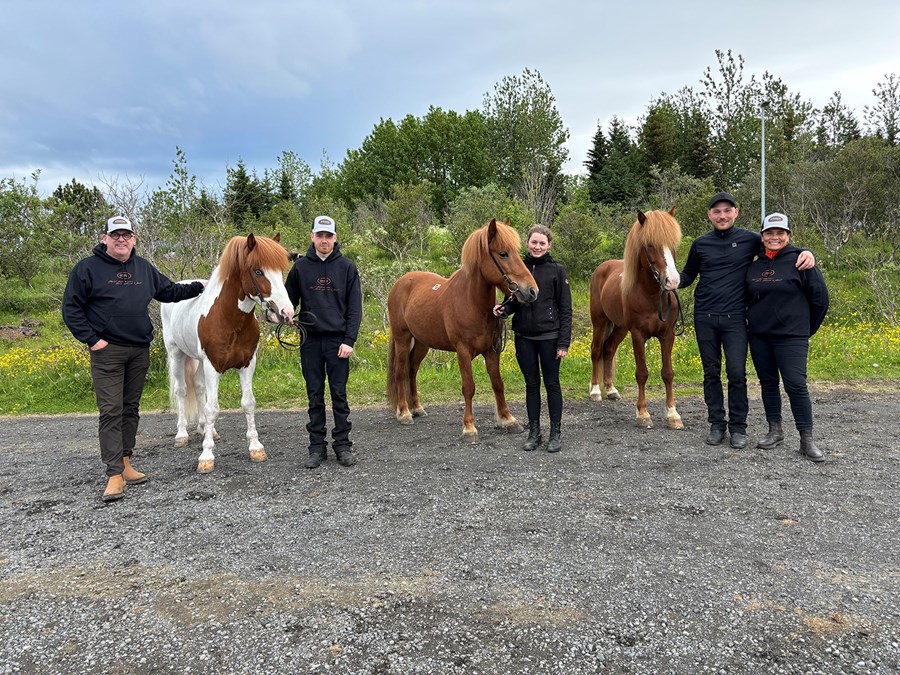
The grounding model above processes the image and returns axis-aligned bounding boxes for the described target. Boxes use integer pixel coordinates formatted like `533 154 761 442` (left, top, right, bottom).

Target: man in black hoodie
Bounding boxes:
63 216 204 501
286 215 363 469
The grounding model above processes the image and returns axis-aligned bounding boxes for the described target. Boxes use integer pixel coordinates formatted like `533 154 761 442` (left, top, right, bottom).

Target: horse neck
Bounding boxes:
212 271 258 324
451 267 497 309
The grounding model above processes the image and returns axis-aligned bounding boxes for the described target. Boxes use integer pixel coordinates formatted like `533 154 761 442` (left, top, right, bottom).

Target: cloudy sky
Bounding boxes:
2 0 897 194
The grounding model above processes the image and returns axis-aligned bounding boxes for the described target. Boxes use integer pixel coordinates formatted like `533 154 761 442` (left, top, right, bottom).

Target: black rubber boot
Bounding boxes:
546 423 562 453
757 420 785 449
800 429 824 463
522 420 542 451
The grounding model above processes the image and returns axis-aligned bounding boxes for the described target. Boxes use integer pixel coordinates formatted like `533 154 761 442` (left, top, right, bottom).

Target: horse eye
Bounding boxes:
499 251 509 259
254 269 264 276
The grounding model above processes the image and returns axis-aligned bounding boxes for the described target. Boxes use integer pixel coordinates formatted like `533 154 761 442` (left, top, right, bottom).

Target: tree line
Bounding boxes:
2 51 898 324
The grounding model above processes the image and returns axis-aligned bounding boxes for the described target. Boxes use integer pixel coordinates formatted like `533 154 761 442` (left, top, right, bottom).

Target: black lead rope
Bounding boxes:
266 310 318 351
492 295 514 354
658 289 686 336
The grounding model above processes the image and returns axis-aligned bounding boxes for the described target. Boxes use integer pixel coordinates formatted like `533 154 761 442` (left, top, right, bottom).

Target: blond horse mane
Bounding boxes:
217 235 290 281
621 209 682 295
459 219 521 277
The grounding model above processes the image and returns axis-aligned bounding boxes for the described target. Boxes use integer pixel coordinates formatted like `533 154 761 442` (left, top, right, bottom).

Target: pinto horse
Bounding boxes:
589 208 684 429
387 218 539 442
161 234 294 473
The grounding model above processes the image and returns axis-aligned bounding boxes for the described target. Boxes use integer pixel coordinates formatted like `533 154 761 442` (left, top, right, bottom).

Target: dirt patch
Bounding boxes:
0 387 898 673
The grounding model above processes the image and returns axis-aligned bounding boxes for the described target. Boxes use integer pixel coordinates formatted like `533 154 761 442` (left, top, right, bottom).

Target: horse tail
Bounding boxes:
387 338 399 409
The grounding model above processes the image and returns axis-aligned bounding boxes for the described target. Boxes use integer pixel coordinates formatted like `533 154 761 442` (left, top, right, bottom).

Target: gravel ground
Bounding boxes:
1 385 898 674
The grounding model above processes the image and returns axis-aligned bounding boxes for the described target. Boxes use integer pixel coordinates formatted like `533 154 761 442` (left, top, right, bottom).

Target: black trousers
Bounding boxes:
300 334 352 452
514 335 563 427
694 313 748 433
89 344 150 477
749 334 813 430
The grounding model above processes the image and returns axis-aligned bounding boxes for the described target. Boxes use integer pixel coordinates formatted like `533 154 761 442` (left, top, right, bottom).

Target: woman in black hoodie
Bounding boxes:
495 225 572 452
745 213 829 462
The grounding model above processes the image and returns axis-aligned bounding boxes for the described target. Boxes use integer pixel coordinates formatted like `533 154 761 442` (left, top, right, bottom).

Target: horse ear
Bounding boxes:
487 218 498 240
504 217 510 226
668 206 677 217
247 233 257 250
273 232 281 243
637 211 647 226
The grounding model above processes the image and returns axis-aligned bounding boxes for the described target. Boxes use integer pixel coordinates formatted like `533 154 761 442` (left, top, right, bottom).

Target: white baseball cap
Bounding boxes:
106 216 134 233
761 212 790 233
312 215 336 234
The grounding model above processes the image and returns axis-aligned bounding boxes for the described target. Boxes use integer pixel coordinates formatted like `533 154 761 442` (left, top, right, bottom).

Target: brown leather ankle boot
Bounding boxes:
122 456 147 485
800 429 824 463
102 475 126 502
757 420 784 449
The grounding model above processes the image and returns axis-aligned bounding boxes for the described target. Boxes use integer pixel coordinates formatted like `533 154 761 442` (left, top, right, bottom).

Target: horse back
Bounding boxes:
590 260 626 326
388 270 479 351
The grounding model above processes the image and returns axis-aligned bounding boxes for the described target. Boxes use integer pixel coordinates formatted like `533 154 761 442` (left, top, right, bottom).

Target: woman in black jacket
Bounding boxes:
495 225 572 452
745 213 829 462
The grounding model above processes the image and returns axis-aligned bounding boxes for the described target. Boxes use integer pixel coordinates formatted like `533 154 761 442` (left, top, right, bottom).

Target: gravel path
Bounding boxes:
1 386 898 674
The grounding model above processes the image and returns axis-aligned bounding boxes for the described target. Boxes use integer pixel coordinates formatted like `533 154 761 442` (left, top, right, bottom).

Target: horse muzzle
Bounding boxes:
515 286 539 304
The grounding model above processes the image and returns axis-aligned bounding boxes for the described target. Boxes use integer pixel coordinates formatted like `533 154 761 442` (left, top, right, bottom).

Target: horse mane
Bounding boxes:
621 209 682 294
217 235 291 281
459 219 521 276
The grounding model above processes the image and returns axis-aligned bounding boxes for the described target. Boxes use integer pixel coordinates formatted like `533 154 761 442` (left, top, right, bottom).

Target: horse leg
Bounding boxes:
589 319 606 402
603 326 628 401
391 333 414 425
631 333 652 428
456 350 479 443
197 364 222 473
239 357 267 462
169 351 190 448
408 340 429 418
484 350 522 433
660 332 683 430
192 361 217 440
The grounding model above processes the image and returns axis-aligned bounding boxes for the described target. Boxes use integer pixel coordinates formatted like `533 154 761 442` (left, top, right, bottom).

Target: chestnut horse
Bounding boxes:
589 208 684 429
387 218 539 442
161 234 294 473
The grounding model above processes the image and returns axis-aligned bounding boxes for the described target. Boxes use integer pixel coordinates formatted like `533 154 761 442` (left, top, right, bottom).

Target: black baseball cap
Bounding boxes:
708 192 737 209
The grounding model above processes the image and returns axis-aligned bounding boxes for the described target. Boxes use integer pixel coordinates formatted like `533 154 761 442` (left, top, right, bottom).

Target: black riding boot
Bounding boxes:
546 423 562 453
522 420 542 451
757 420 785 449
800 429 824 463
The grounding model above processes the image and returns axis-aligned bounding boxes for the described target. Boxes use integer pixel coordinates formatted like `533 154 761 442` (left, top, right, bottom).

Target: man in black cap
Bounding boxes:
668 193 815 449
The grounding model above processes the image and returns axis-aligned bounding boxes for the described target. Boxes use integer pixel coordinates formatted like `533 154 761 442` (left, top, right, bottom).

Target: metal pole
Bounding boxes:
761 102 767 223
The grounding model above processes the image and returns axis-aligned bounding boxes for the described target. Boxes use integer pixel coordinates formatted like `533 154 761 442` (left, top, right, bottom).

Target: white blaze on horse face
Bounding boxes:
238 268 292 318
663 248 679 289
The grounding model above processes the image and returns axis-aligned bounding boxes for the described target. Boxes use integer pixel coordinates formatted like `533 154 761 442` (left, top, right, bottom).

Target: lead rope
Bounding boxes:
492 295 513 354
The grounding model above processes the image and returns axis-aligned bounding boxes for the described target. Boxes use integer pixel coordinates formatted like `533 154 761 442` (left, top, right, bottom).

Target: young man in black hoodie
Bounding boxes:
286 215 363 469
63 216 204 501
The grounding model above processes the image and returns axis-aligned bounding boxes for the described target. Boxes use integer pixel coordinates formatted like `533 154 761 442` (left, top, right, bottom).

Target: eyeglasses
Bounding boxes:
107 231 134 240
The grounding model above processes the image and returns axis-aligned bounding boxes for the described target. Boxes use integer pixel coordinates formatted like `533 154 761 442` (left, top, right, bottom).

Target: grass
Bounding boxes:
1 300 899 416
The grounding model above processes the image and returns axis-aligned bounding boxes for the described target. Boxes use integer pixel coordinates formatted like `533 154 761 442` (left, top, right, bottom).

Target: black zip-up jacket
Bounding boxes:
504 253 572 349
285 242 362 346
63 243 204 348
745 244 829 338
678 226 762 315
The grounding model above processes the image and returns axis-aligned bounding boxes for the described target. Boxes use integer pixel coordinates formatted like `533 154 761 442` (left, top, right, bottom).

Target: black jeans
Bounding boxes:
514 335 562 427
749 334 813 430
89 343 150 477
694 313 748 434
300 334 352 452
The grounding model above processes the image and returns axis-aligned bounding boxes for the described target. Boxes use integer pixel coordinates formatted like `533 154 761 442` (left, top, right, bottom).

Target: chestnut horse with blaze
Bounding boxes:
387 218 539 442
161 234 294 473
589 208 684 429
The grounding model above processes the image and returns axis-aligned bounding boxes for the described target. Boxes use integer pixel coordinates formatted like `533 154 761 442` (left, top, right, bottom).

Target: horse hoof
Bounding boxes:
607 392 621 401
213 431 221 441
504 422 524 434
590 393 603 402
174 437 189 448
636 417 653 429
462 431 479 444
197 460 215 474
396 413 414 426
668 419 684 430
412 407 427 418
249 449 267 463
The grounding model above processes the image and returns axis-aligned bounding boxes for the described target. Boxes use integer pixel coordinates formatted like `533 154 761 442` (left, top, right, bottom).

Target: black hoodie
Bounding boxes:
62 243 204 348
505 252 572 350
285 242 362 346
